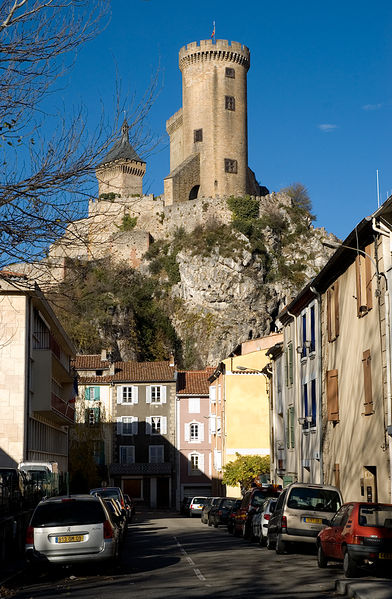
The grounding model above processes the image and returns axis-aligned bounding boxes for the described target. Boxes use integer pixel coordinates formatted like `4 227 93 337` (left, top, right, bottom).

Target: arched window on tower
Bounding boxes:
189 185 200 200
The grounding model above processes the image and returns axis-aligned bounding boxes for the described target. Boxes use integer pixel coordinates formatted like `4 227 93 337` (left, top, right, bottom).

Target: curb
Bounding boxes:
336 578 392 598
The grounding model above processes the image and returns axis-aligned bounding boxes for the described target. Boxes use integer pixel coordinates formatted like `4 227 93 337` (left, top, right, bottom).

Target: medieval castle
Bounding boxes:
16 39 274 282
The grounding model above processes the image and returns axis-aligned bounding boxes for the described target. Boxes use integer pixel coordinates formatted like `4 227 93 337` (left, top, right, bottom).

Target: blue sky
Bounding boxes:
59 0 392 240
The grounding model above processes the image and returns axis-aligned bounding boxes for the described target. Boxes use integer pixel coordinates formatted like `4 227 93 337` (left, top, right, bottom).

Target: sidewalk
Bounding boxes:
336 578 392 599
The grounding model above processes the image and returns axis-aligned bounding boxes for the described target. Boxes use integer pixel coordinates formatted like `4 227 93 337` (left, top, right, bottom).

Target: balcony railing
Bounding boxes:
51 392 75 423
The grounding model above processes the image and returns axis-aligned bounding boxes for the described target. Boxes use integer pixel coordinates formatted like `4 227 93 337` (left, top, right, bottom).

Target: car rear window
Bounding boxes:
222 499 236 509
192 497 206 504
92 489 120 500
287 487 341 512
31 500 106 526
359 505 392 527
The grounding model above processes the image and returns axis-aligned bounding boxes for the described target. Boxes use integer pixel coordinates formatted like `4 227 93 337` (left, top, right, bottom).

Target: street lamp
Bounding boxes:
322 240 387 289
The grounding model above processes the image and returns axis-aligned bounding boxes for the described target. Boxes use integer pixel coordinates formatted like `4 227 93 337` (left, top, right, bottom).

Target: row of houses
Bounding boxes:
2 197 392 507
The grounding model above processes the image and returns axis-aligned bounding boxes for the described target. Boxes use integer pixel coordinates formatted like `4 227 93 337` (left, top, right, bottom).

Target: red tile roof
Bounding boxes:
176 368 214 395
73 355 110 370
75 358 176 384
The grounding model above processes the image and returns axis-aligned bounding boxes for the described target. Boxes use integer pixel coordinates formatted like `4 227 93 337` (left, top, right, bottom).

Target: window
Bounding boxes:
194 129 203 142
310 305 316 352
85 407 100 426
285 342 293 387
33 309 50 349
145 416 167 435
286 407 295 448
327 282 340 341
117 385 138 405
188 398 200 413
224 158 238 173
225 95 235 111
301 314 307 358
117 416 138 436
362 349 373 415
119 445 135 464
355 245 373 317
189 452 205 475
149 445 164 463
146 385 166 404
311 379 316 427
302 380 316 428
191 453 199 471
185 421 204 443
276 358 283 414
85 387 100 401
327 369 339 422
225 67 235 78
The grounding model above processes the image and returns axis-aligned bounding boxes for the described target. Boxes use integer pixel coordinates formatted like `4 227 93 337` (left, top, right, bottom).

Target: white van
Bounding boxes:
18 461 58 492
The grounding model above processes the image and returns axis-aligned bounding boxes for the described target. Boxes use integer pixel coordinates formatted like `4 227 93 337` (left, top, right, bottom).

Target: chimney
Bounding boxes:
101 349 107 362
169 353 175 367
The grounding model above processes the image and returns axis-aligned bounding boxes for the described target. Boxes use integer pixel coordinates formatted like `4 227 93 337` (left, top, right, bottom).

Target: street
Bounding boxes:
6 510 343 599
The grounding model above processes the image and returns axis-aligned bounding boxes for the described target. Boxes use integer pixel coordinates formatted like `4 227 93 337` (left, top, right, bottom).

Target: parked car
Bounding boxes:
188 496 208 518
102 497 127 540
25 494 120 565
208 497 238 527
252 498 278 545
317 501 392 577
90 487 126 520
124 494 135 521
267 482 343 554
227 499 242 535
180 496 192 516
234 484 281 538
201 497 221 524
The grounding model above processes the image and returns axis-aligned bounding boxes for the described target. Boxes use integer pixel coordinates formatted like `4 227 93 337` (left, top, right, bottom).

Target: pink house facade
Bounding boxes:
176 369 214 508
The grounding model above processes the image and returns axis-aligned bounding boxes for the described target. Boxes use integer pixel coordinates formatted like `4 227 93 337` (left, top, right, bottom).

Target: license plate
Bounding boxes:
379 553 392 560
303 517 322 524
56 535 84 543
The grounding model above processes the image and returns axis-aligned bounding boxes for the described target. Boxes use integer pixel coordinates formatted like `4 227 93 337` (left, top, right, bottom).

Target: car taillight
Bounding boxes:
103 520 113 539
264 514 270 521
352 536 364 545
218 510 222 516
120 498 125 508
281 516 287 532
26 525 34 544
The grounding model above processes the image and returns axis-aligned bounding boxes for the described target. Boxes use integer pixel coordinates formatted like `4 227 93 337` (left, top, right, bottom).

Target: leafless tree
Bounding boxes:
0 1 159 270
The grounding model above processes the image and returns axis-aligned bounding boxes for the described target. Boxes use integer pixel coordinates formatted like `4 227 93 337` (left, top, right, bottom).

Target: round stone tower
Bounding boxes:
165 39 255 204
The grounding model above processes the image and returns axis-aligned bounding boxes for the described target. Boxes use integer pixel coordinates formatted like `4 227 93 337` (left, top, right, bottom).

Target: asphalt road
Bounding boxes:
7 510 342 599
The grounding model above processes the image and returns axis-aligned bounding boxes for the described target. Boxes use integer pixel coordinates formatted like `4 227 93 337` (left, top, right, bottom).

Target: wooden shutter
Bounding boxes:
327 289 332 342
145 416 152 435
289 407 295 448
117 387 123 404
146 386 151 403
85 387 91 401
116 417 123 435
334 281 340 337
198 453 205 473
365 244 373 310
132 417 138 435
199 423 204 442
161 417 167 435
184 423 190 442
209 386 216 403
327 369 339 421
355 255 363 316
132 386 139 404
362 349 373 415
210 415 216 434
161 386 167 403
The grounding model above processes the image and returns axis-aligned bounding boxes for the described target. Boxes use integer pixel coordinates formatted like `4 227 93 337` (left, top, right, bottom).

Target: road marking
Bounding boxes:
173 536 209 585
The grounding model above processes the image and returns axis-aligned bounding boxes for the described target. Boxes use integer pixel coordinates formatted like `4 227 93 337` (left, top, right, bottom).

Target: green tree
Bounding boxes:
222 453 270 491
281 182 314 216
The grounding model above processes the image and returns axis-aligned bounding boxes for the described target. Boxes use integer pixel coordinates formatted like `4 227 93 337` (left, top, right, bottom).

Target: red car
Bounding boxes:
317 501 392 577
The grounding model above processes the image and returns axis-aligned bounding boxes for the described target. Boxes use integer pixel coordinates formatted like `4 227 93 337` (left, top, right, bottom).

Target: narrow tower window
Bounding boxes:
225 67 235 78
225 96 235 111
224 158 238 173
194 129 203 142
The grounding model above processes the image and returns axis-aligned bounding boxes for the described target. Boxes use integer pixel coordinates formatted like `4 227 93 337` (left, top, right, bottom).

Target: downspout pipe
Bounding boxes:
310 286 323 484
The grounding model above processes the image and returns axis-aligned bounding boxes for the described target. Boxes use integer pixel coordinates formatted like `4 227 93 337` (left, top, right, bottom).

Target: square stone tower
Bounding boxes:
164 39 260 205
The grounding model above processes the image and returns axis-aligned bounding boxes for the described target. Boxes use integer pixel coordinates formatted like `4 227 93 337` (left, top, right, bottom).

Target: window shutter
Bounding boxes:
93 407 100 423
95 387 100 400
288 343 293 385
145 417 152 435
132 417 138 435
199 423 204 442
210 416 216 434
355 255 362 316
209 386 216 403
161 386 167 403
184 423 190 442
327 369 339 421
216 417 221 434
117 387 123 404
198 453 205 473
334 281 340 337
132 386 139 404
85 387 90 401
146 386 151 403
116 417 123 435
286 409 290 449
161 417 167 435
362 349 373 415
327 289 332 342
289 407 295 448
365 245 373 310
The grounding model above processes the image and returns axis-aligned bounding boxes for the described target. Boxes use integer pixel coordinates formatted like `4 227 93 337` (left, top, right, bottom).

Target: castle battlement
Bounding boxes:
166 107 183 135
179 39 250 70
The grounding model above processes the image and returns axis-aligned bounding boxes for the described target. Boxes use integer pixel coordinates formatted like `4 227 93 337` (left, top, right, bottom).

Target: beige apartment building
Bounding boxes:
0 272 76 471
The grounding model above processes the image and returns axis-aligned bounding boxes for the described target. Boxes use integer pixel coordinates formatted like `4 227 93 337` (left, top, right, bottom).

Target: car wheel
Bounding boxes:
266 534 274 550
213 520 218 528
343 549 359 578
317 543 328 568
208 517 212 526
242 522 250 539
259 531 265 546
275 534 286 554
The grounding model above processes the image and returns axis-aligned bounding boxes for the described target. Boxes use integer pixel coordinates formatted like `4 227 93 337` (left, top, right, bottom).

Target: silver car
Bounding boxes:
25 494 120 565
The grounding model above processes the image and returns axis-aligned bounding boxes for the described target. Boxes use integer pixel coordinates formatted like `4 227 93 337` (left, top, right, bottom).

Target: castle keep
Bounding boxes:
164 39 261 204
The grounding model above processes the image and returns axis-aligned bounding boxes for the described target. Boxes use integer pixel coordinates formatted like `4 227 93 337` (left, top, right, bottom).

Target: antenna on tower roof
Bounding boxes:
377 169 380 208
211 21 216 42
